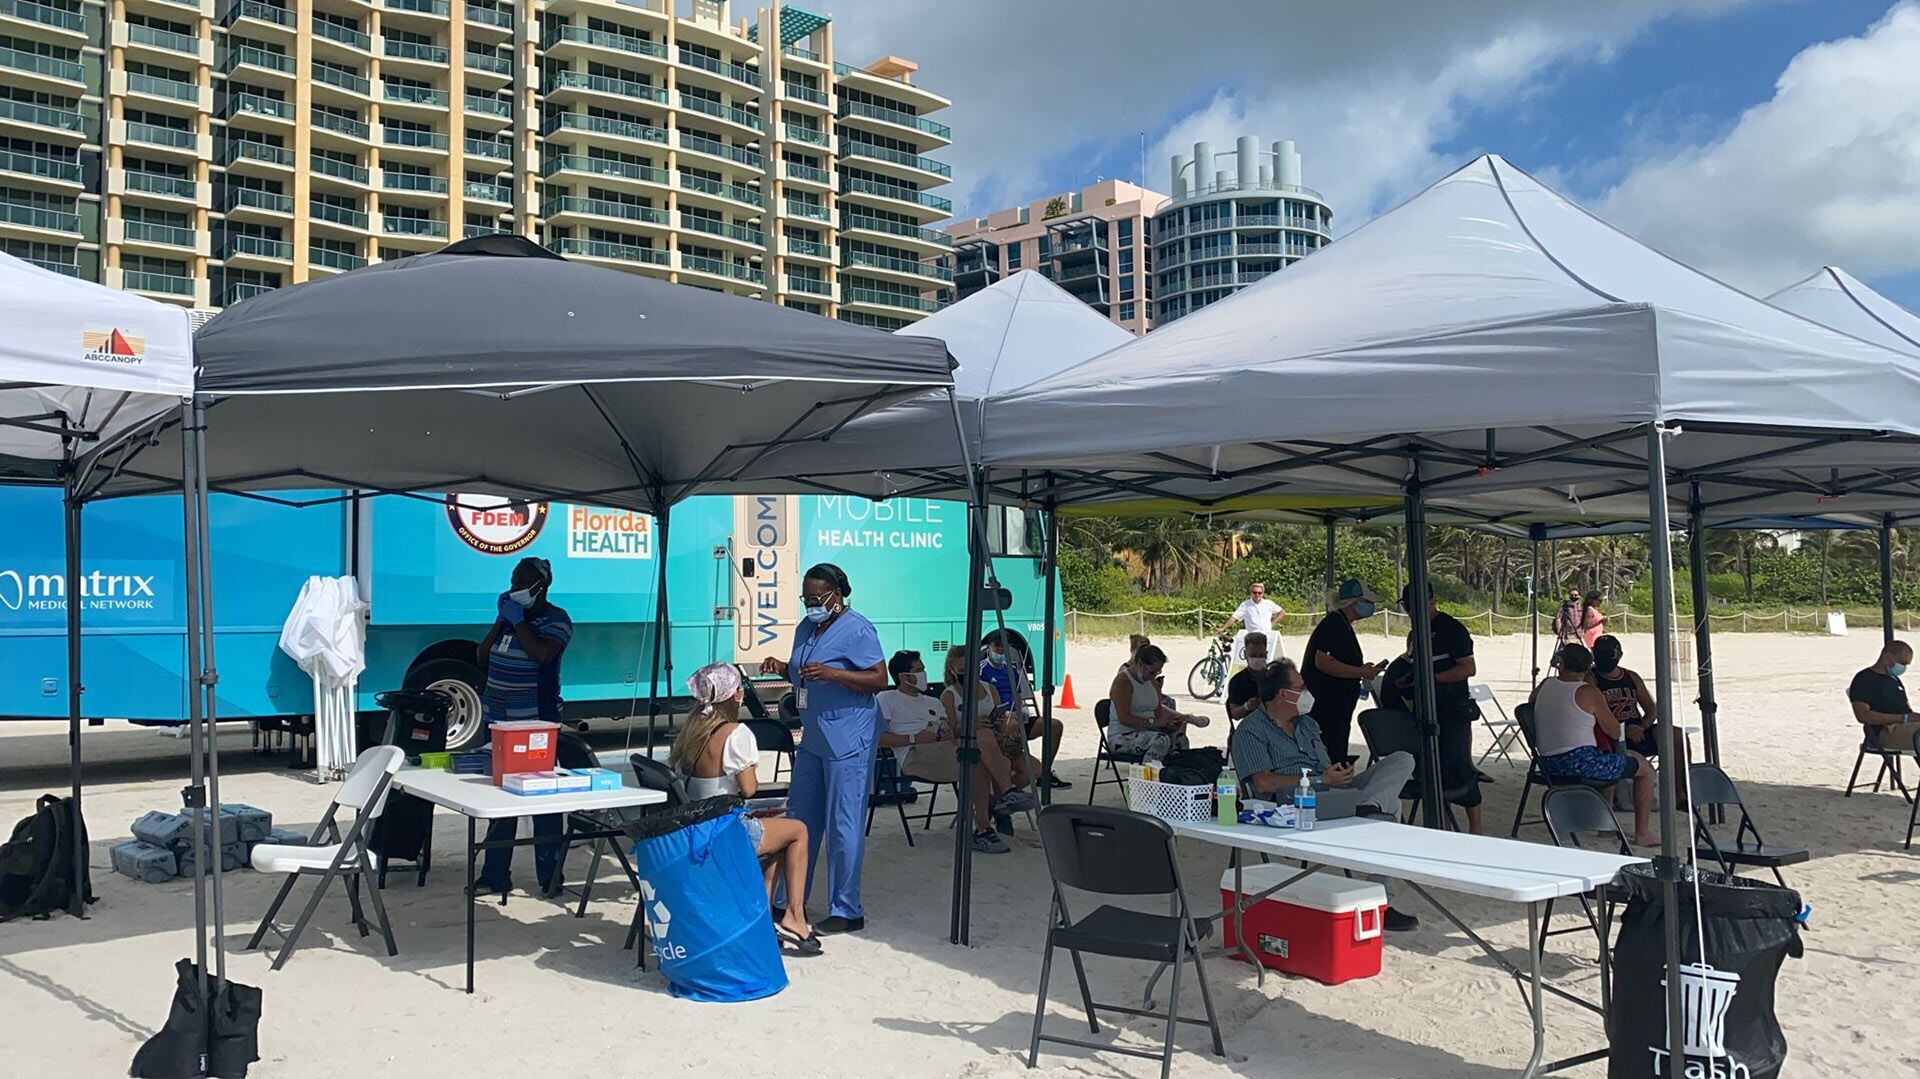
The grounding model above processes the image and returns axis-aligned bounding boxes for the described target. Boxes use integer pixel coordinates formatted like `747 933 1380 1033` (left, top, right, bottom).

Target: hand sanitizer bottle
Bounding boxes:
1295 768 1316 831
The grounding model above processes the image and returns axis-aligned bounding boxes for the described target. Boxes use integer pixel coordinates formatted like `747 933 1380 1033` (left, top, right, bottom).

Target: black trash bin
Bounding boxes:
367 689 450 887
1609 865 1803 1079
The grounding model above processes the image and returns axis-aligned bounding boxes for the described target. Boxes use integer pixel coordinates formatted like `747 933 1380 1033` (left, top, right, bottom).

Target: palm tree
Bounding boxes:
1107 516 1223 593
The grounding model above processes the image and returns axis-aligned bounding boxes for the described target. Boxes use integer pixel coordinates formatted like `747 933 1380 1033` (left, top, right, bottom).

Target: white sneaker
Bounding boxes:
1186 713 1210 728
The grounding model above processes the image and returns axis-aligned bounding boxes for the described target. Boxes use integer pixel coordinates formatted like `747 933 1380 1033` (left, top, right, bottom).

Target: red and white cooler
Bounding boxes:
1219 867 1387 985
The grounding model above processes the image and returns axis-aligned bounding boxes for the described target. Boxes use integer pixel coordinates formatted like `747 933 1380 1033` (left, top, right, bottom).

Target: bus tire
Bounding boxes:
404 657 487 751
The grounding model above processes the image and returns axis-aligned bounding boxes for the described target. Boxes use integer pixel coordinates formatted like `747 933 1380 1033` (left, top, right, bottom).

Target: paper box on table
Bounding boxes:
551 769 592 794
503 770 562 796
489 720 560 785
1220 867 1386 985
572 767 622 791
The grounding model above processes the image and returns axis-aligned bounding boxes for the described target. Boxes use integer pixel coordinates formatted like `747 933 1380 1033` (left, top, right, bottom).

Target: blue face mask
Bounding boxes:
1891 662 1908 678
1355 600 1377 619
986 651 1007 668
803 605 833 625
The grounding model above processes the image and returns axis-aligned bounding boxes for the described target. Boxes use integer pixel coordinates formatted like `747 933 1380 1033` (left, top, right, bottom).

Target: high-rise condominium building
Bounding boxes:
0 0 953 327
1153 136 1330 324
939 179 1165 333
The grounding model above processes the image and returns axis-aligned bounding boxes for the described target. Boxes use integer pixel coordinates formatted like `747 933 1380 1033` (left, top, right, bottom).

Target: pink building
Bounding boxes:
941 180 1169 333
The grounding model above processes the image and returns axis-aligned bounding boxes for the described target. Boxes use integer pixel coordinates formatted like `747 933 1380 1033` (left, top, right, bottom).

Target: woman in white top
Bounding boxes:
880 649 1036 852
1527 643 1657 845
668 663 822 953
1107 643 1207 760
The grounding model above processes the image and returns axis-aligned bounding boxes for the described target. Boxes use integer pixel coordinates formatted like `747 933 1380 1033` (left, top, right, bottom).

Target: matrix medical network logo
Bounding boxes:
0 567 160 615
81 326 146 368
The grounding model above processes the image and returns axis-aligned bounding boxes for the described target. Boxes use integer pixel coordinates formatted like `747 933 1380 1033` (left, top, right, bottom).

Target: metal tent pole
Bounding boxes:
63 473 87 916
1881 514 1897 647
1322 516 1337 598
190 397 228 984
949 466 989 945
177 399 213 1066
1528 530 1541 684
1645 426 1687 1079
1038 501 1060 808
1402 460 1446 829
644 498 671 756
1687 489 1721 767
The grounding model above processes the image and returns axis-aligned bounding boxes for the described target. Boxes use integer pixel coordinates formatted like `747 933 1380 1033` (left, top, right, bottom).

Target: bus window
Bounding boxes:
987 505 1040 558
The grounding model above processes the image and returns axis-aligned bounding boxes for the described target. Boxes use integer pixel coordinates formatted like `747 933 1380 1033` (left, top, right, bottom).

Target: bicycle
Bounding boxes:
1187 634 1234 700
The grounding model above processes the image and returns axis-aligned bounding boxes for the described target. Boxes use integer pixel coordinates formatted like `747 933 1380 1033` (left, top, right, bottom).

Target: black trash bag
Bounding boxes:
130 960 263 1078
621 796 741 842
1160 747 1226 786
1609 866 1803 1079
368 791 434 865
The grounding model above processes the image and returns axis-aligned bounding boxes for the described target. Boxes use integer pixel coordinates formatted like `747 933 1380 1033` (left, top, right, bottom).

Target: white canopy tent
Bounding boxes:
951 156 1920 1076
1769 266 1920 358
0 250 193 936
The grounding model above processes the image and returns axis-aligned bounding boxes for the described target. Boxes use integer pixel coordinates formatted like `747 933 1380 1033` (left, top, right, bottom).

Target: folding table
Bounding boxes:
389 767 666 993
1167 816 1643 1077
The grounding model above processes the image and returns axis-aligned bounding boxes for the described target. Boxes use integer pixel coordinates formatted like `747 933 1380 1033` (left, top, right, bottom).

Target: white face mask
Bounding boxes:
903 672 928 692
1295 688 1315 715
508 586 538 606
1246 655 1268 670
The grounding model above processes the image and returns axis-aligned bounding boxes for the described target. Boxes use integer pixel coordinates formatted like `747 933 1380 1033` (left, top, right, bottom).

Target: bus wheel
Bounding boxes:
405 658 486 751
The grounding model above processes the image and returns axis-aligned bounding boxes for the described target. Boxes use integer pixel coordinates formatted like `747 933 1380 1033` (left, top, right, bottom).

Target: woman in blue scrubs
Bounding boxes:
759 563 887 934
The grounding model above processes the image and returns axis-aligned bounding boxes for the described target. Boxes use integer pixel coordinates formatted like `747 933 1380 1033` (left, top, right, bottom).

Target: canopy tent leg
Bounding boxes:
178 399 214 1063
1882 514 1897 646
1645 426 1688 1079
1528 531 1541 684
1687 490 1721 767
1039 501 1060 808
190 397 229 984
1402 461 1446 829
62 477 86 917
1322 516 1337 599
950 467 989 946
644 500 672 756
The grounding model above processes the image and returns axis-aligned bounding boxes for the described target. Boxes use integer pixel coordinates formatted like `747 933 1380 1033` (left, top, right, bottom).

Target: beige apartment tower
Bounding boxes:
0 0 953 326
940 178 1165 333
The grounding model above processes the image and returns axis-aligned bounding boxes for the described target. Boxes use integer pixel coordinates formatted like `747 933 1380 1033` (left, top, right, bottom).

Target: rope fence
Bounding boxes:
1064 605 1903 640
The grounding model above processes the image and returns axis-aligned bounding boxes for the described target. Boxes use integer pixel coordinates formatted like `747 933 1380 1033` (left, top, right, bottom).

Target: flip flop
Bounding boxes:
776 925 824 956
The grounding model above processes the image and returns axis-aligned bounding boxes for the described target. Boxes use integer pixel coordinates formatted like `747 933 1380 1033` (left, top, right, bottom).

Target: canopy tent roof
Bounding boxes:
1767 266 1920 358
0 252 194 481
978 156 1920 521
731 270 1135 499
81 236 954 511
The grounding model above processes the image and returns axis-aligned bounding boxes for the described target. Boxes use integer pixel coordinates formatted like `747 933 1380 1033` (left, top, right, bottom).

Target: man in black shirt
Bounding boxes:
1850 640 1919 754
1396 583 1486 833
1304 579 1385 765
1225 631 1270 730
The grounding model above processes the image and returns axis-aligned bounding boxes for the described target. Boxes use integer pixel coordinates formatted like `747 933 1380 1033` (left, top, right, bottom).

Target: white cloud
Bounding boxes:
1597 2 1920 293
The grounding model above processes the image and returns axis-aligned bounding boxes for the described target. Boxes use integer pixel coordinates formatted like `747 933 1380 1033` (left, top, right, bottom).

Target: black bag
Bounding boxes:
1159 747 1226 786
368 791 434 865
1609 866 1803 1079
0 793 94 921
130 959 262 1078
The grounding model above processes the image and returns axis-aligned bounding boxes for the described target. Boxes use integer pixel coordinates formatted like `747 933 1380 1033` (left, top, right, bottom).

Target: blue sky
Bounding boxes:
829 0 1920 310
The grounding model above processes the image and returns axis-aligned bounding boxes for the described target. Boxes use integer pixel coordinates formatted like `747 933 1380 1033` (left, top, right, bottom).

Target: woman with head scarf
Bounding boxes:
670 662 822 954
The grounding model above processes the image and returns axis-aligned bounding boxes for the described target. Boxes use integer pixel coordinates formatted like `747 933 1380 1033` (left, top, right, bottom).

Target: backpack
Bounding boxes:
1159 746 1226 787
0 794 95 921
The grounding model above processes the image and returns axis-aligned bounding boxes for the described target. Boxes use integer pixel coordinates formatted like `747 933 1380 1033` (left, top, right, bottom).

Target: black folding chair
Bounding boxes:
1028 805 1225 1079
772 692 803 785
865 746 920 846
1508 702 1617 837
1087 698 1147 805
1688 764 1808 886
619 753 690 967
1844 731 1912 803
1908 730 1920 850
1540 785 1631 947
246 746 404 970
1356 707 1463 830
744 718 795 800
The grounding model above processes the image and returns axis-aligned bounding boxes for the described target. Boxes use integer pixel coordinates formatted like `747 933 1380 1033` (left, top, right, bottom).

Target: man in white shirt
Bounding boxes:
1218 582 1286 663
874 650 1034 853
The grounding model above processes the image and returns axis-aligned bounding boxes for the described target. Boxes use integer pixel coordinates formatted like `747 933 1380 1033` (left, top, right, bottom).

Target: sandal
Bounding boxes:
775 924 824 956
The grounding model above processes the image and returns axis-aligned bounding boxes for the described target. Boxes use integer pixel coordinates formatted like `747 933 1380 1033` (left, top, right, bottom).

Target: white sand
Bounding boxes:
2 629 1913 1077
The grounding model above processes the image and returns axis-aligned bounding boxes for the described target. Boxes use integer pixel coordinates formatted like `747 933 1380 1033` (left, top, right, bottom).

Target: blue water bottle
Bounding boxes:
1295 768 1316 831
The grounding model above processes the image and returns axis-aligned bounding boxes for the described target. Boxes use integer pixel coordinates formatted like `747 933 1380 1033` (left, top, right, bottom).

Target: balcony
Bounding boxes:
542 24 665 60
220 281 276 306
312 19 372 52
781 44 822 64
223 93 294 123
541 196 667 227
383 82 449 108
842 286 940 312
678 172 760 208
783 198 830 222
0 147 82 184
312 65 372 97
783 235 832 260
309 245 366 272
0 198 79 234
1 0 87 35
838 99 950 142
384 0 450 15
309 200 369 229
382 216 448 238
784 273 831 297
678 213 761 247
224 1 293 32
310 109 370 141
123 269 197 297
678 132 760 170
676 93 760 133
119 217 203 252
125 120 200 152
384 39 450 65
0 97 84 136
464 95 511 119
543 70 668 104
845 248 952 281
542 112 666 146
223 140 295 168
1 43 84 85
223 186 294 215
554 237 667 267
382 171 448 194
310 155 369 186
221 233 293 262
466 3 513 30
840 177 950 214
382 127 450 150
224 45 295 78
780 81 828 107
128 23 202 57
25 256 78 275
839 213 953 247
783 123 829 148
781 161 831 186
680 252 763 286
462 180 510 204
462 136 511 161
542 154 666 186
838 140 950 178
465 49 511 76
123 171 197 200
677 47 758 88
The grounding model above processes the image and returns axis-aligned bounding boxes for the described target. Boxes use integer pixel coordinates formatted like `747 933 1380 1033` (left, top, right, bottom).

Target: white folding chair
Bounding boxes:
1470 682 1522 766
246 745 404 970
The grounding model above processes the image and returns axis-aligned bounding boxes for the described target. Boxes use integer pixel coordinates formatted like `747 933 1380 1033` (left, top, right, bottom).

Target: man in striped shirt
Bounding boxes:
474 556 574 896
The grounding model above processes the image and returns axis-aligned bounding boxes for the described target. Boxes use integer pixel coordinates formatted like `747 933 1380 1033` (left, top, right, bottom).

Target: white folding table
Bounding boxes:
1166 816 1644 1077
390 767 666 993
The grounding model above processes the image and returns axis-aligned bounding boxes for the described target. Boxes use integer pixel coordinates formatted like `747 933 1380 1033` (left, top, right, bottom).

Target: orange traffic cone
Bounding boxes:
1057 674 1079 710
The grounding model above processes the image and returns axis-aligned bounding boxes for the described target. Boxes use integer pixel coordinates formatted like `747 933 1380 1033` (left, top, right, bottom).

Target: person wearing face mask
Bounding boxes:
1230 660 1419 932
1849 640 1920 755
1224 632 1272 727
1589 635 1659 755
1303 579 1386 766
1396 583 1486 834
1106 644 1208 760
877 650 1036 853
1552 587 1583 668
758 563 886 934
472 556 572 897
979 631 1071 791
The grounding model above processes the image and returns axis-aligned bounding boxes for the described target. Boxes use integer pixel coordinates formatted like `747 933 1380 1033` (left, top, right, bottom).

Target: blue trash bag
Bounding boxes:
627 796 787 1002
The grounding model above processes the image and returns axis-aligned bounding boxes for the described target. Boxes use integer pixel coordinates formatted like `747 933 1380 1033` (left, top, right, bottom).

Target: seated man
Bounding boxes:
1850 640 1920 755
878 650 1036 855
1229 658 1418 932
1224 631 1272 726
981 630 1071 791
1529 644 1658 845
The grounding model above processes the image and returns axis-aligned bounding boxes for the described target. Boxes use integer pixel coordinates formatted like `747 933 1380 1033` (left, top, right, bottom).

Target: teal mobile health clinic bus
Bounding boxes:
0 488 1063 749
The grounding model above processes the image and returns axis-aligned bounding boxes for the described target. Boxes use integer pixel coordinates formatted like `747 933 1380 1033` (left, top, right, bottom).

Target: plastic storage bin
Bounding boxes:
112 840 178 883
490 721 560 785
1220 867 1386 985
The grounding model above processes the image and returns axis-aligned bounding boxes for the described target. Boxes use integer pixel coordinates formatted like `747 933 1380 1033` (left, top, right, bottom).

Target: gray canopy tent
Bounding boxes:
88 236 955 1041
958 155 1920 1076
1769 266 1920 358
